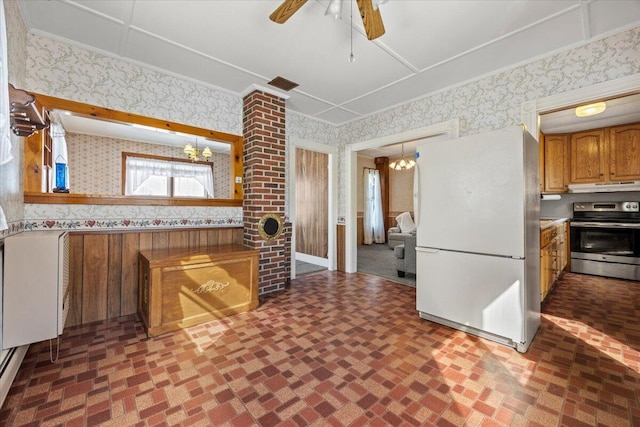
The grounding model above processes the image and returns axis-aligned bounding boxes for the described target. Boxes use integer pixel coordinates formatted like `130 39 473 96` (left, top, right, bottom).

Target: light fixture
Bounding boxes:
575 102 606 117
184 139 212 161
389 143 416 171
348 0 355 62
325 0 342 19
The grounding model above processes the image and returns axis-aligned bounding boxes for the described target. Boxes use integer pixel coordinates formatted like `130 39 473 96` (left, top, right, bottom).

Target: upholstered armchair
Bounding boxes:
394 232 416 277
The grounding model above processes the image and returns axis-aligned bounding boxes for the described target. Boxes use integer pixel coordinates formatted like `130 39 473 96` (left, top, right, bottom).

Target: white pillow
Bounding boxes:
395 212 415 233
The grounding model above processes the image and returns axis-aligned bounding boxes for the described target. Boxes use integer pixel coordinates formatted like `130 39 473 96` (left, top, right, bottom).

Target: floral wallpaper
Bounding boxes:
338 27 640 142
23 31 244 231
24 204 242 231
66 133 230 198
0 0 27 239
331 26 640 217
10 9 640 231
26 35 242 136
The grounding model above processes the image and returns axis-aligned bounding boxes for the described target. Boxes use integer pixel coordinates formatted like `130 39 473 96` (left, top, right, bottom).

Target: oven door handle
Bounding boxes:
570 222 640 229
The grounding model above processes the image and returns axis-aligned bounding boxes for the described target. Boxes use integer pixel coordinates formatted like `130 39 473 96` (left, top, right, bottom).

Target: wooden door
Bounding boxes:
295 148 329 258
543 134 569 193
609 123 640 181
570 129 607 184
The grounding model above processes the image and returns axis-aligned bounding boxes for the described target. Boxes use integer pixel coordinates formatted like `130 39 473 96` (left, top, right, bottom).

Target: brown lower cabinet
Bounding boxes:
540 220 568 302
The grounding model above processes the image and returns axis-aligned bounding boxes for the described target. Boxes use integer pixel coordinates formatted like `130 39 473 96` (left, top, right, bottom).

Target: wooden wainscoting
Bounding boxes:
67 227 243 327
336 224 345 272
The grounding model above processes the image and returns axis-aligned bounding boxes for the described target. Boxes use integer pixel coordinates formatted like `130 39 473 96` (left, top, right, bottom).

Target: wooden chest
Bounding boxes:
137 244 260 337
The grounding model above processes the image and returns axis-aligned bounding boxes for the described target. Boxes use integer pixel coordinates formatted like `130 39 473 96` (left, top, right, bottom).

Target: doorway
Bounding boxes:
289 137 338 278
345 120 460 274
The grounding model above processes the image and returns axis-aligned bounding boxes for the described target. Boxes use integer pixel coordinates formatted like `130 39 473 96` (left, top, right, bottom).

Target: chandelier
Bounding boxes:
184 140 212 162
389 143 416 171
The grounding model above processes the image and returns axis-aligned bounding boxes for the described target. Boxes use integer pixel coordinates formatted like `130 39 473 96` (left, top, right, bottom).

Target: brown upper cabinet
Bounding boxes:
541 122 640 193
569 129 607 184
542 134 569 193
609 123 640 181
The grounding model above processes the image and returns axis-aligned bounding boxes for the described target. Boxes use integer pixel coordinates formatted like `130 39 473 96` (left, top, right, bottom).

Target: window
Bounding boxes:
123 153 214 198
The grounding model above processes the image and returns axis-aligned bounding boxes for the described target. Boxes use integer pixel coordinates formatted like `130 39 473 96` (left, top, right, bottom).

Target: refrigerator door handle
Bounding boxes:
413 161 420 229
416 247 438 254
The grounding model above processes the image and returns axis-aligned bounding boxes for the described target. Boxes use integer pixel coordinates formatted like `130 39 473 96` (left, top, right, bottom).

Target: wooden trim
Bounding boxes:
24 192 242 207
30 93 244 203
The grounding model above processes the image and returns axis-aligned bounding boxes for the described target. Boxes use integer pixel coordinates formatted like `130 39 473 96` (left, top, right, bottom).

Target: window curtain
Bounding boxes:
0 0 10 167
125 156 214 197
363 169 385 245
0 1 10 231
50 121 70 190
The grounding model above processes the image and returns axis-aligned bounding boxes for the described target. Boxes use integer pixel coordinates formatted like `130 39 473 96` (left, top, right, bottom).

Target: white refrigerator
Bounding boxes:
414 125 540 353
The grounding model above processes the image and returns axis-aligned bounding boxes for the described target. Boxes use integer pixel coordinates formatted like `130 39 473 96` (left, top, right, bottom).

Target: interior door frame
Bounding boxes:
289 137 338 278
345 119 460 273
521 73 640 139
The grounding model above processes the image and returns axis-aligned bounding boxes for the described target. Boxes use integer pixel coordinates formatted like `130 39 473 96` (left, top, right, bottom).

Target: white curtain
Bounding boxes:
0 0 10 167
363 169 385 244
125 156 214 197
0 0 10 231
50 122 70 190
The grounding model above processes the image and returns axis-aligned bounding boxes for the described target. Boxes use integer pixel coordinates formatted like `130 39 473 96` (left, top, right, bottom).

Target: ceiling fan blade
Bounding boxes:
269 0 308 24
356 0 385 40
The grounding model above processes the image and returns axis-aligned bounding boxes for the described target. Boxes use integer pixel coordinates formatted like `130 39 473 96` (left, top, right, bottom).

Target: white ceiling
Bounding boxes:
17 0 640 130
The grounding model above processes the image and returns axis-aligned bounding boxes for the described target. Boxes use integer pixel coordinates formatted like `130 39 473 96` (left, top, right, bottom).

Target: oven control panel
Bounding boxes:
574 202 639 212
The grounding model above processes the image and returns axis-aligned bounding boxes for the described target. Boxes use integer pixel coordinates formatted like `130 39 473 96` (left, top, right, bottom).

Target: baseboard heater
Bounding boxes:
0 346 29 408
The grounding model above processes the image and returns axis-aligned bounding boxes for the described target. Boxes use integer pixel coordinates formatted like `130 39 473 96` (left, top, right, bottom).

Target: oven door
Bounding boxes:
570 222 640 280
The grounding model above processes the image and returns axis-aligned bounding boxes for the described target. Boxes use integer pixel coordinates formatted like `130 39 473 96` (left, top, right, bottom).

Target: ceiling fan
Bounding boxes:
269 0 386 41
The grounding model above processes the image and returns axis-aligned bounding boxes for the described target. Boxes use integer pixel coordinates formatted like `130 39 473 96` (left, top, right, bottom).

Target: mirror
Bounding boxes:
24 94 243 207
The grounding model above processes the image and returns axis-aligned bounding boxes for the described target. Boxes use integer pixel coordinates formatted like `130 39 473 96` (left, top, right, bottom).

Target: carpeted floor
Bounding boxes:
357 243 416 287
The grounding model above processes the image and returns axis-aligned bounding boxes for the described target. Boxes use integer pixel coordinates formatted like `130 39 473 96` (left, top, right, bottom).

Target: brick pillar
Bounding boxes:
242 90 290 294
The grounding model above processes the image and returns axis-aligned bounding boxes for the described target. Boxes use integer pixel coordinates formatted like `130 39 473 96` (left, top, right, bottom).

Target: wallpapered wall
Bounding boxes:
67 133 230 198
308 26 640 218
11 8 640 228
0 0 27 238
23 33 244 230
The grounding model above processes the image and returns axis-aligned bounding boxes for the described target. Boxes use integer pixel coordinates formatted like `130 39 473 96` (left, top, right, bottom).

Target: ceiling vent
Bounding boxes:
268 76 299 92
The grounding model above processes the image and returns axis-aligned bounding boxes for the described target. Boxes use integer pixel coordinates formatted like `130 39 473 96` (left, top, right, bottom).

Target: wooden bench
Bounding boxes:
137 244 260 337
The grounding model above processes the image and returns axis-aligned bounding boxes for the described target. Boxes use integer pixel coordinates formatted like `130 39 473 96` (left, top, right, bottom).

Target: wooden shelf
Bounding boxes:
24 192 242 207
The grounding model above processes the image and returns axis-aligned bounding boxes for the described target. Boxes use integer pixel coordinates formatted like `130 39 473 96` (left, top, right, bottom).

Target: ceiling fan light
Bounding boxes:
575 102 606 117
325 0 342 19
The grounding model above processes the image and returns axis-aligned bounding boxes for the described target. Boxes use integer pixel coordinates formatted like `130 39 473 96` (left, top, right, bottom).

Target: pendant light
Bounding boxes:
389 143 415 171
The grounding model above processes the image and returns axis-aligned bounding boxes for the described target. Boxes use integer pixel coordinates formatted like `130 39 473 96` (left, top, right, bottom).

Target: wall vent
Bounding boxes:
268 76 299 92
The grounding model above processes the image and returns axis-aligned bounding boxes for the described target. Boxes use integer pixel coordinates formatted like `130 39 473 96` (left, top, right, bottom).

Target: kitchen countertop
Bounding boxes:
540 217 570 230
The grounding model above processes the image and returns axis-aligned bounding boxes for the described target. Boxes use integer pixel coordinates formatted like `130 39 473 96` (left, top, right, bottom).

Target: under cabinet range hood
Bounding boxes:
568 181 640 193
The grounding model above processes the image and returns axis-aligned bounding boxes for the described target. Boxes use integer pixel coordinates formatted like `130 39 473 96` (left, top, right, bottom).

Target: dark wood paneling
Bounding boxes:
82 234 109 323
107 234 123 319
337 224 345 272
121 233 140 316
296 148 328 258
67 235 84 327
67 227 243 326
